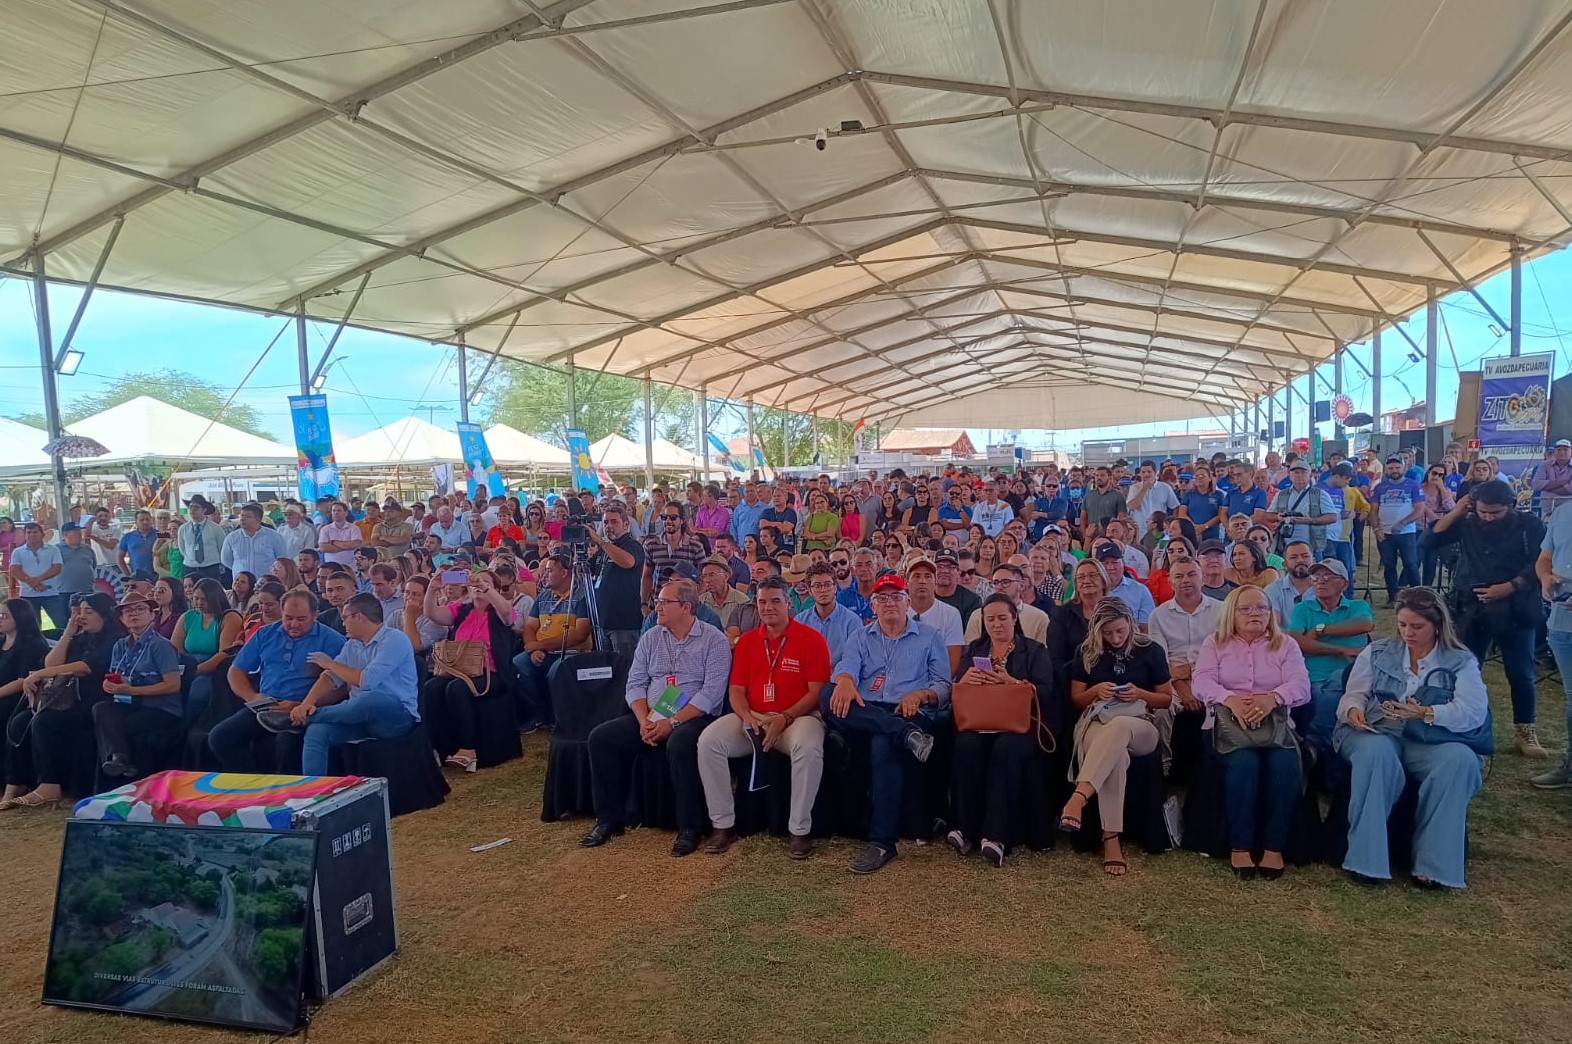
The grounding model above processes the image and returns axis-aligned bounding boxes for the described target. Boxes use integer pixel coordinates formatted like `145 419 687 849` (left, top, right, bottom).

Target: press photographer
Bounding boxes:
582 502 644 655
1423 478 1547 756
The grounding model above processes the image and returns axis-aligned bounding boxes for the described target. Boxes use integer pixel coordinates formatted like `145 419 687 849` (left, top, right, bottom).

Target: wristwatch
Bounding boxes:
1314 623 1327 636
1423 707 1436 726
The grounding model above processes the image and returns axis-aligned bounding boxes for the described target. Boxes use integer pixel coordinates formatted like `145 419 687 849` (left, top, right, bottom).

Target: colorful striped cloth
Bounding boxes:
72 770 365 830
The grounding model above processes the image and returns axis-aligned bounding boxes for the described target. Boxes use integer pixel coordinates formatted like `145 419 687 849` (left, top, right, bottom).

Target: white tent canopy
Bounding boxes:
483 424 571 468
0 417 51 478
589 433 703 472
6 1 1572 430
55 396 295 468
335 417 462 468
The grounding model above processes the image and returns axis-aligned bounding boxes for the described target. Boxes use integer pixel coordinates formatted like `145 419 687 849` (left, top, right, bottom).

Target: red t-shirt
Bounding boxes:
728 620 831 714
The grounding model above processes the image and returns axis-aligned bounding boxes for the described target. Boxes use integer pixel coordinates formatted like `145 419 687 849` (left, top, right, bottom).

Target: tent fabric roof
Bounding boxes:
5 1 1571 430
57 396 295 467
483 424 572 467
588 433 703 472
0 417 51 476
878 428 971 452
335 416 462 467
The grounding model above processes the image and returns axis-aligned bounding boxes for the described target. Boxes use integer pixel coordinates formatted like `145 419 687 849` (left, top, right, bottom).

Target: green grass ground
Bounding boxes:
2 607 1570 1044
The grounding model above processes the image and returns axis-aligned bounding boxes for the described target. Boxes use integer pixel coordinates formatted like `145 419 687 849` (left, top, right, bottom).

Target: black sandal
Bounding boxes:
1103 859 1128 877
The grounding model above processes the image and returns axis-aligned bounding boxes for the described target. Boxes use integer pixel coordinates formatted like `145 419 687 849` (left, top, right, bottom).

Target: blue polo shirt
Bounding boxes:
836 583 874 623
1287 597 1373 681
109 629 183 717
232 620 346 702
1029 496 1071 540
117 528 159 574
937 503 970 529
1224 485 1269 520
794 601 867 663
1180 488 1226 539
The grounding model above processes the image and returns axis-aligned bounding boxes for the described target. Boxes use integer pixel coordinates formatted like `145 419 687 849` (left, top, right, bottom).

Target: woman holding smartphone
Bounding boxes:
421 567 521 773
946 594 1063 866
1060 598 1173 876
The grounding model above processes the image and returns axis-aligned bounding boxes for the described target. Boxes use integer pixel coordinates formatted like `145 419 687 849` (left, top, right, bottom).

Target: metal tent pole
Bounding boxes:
692 388 703 482
566 358 578 430
1267 395 1276 459
811 412 819 466
643 377 655 493
1510 242 1523 357
699 386 711 480
31 257 69 519
457 342 470 423
1334 349 1345 441
1371 328 1383 433
746 402 757 478
1285 377 1294 453
1425 289 1439 427
295 303 310 394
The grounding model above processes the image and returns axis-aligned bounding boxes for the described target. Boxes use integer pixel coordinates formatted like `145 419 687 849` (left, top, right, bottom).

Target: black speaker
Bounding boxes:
1398 429 1427 461
1548 374 1572 445
1321 438 1349 459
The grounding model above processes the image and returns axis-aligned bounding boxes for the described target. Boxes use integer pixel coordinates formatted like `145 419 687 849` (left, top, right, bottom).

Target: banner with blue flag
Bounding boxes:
567 428 599 493
288 394 340 501
456 422 506 497
706 432 743 472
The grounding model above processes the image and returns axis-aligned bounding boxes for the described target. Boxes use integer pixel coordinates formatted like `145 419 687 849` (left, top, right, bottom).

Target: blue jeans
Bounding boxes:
1299 675 1349 788
1323 540 1355 595
1464 620 1538 724
512 651 560 728
301 694 416 775
820 691 931 852
1335 726 1481 887
1375 532 1419 595
1547 629 1572 752
1221 745 1300 853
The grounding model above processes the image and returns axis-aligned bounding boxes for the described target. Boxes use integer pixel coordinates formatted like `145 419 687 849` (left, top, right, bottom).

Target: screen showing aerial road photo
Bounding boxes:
43 821 316 1034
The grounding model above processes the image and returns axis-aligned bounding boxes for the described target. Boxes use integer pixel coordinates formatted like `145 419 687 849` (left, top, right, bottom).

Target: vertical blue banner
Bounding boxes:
706 432 743 472
288 394 340 502
567 428 599 493
456 422 506 497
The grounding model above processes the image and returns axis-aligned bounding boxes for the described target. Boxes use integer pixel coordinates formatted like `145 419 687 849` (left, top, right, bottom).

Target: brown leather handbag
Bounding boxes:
952 681 1057 752
429 640 491 697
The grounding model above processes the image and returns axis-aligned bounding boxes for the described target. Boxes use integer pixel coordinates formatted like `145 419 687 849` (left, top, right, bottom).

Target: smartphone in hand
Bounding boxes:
972 656 993 672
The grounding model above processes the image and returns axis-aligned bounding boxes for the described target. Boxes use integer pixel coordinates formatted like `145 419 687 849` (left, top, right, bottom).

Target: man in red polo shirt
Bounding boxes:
695 575 830 860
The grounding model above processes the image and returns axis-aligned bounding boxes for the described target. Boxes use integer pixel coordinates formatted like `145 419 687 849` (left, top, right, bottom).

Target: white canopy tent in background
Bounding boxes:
0 417 50 478
483 424 572 468
588 433 707 473
6 0 1572 487
335 417 463 468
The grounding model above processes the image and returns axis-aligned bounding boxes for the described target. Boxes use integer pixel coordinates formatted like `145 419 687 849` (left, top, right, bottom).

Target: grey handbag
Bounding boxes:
1212 703 1294 754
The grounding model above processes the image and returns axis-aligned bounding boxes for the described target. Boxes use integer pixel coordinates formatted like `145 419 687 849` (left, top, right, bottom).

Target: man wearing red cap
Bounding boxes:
823 573 952 874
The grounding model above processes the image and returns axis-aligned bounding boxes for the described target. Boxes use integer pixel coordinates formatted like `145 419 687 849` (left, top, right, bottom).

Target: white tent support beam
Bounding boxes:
1425 289 1439 427
979 252 1385 320
699 387 711 477
31 256 70 515
310 271 372 388
1371 329 1383 430
295 304 309 395
1510 242 1523 357
860 71 1572 167
643 378 656 492
1415 230 1511 333
457 342 470 424
1006 307 1311 369
54 215 123 365
1348 276 1423 355
1334 349 1345 441
23 0 599 262
958 216 1450 288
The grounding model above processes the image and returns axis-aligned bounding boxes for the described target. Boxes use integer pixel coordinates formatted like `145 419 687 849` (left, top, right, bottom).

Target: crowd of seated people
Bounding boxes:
0 456 1536 892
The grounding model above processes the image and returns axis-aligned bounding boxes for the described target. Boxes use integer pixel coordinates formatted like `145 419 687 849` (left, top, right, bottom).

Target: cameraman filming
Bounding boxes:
1424 478 1547 757
586 502 645 655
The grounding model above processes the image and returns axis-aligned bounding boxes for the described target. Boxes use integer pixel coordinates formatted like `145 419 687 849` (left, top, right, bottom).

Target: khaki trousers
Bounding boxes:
1075 716 1159 834
697 714 825 837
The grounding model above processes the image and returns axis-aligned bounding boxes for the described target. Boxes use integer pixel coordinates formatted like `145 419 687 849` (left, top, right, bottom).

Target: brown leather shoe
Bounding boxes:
789 834 813 861
703 828 738 855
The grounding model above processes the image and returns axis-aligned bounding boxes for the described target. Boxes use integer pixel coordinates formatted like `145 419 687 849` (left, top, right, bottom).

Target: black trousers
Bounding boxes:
588 712 714 833
422 674 491 755
8 698 94 787
92 701 184 764
952 730 1042 847
206 707 304 773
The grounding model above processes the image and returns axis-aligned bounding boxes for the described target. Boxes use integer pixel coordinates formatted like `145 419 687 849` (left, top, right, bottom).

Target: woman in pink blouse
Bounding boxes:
1192 585 1311 880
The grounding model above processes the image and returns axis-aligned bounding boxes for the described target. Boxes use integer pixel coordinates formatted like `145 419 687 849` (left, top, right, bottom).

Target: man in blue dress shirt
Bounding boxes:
824 573 951 874
294 594 419 775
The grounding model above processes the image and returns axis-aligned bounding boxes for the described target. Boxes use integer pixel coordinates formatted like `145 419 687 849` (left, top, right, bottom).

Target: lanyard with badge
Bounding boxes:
870 631 899 695
761 631 788 703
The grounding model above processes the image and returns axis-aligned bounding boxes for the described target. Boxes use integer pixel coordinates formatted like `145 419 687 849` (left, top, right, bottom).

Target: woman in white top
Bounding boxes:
1334 586 1488 889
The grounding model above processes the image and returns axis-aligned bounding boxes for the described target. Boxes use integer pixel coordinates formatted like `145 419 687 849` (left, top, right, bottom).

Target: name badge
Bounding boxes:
870 673 886 693
665 674 677 687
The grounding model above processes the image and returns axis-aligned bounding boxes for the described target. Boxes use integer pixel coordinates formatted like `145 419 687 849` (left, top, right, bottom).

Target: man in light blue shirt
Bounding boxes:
9 522 63 632
295 594 418 775
824 573 951 874
221 502 289 580
1535 504 1572 787
583 580 732 856
796 561 866 662
1096 543 1155 627
729 482 767 543
1264 541 1316 626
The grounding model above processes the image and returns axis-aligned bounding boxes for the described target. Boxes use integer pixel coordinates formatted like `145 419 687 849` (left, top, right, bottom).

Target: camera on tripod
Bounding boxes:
560 523 592 548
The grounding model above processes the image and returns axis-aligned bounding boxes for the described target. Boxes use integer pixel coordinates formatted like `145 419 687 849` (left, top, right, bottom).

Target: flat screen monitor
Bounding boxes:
43 819 315 1035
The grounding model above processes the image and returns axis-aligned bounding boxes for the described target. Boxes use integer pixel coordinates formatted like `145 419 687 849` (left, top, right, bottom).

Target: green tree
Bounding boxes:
481 360 694 448
12 369 270 437
252 927 303 986
751 407 854 469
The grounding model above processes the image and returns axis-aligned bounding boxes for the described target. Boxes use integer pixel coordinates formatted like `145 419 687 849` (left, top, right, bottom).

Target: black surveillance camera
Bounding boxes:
814 128 828 151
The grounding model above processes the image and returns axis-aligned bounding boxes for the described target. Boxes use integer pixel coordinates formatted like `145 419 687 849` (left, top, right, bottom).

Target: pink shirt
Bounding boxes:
317 521 361 566
453 604 496 671
1191 634 1311 728
694 503 730 535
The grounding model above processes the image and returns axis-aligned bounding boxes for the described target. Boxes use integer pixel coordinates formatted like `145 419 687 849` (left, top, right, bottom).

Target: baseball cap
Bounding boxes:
870 573 907 594
1178 471 1194 481
935 548 960 565
129 570 158 585
1094 542 1123 560
1289 461 1310 472
1311 559 1349 580
1556 439 1572 449
656 561 698 583
903 555 937 575
1042 523 1065 535
1385 454 1404 464
60 521 81 533
1198 539 1228 555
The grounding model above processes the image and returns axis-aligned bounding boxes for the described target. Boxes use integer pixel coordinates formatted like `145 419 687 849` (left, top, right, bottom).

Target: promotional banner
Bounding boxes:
430 463 453 497
456 422 506 498
1479 353 1553 498
706 432 744 472
288 395 341 502
566 428 599 493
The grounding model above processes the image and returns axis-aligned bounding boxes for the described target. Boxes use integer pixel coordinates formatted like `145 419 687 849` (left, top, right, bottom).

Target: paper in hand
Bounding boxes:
747 723 770 792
